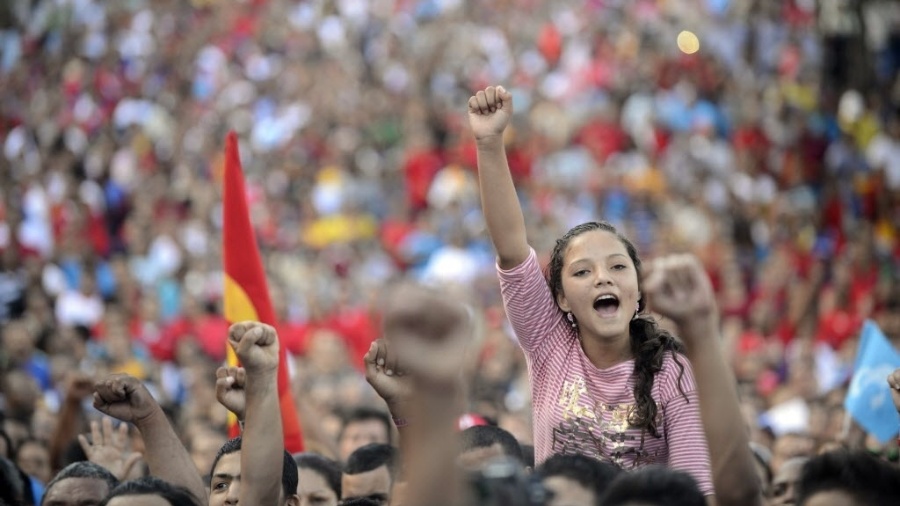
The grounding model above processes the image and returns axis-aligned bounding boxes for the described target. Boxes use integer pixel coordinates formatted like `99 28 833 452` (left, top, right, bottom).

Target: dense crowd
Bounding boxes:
2 0 900 505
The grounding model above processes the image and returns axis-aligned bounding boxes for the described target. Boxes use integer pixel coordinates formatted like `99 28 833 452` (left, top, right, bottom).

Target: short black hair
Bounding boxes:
344 444 397 480
459 426 523 464
537 453 621 504
337 498 383 506
600 466 705 506
210 436 299 500
295 453 342 497
520 444 535 469
43 462 119 505
796 450 900 506
101 476 200 506
339 407 392 445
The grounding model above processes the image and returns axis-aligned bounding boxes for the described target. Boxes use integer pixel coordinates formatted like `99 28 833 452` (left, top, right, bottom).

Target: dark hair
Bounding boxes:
210 437 298 500
43 462 119 504
600 466 705 506
796 450 900 506
546 221 686 437
520 445 535 469
337 498 383 506
339 407 392 445
294 453 342 498
0 430 12 459
537 453 621 504
344 444 397 480
0 457 26 506
459 426 524 464
101 476 200 506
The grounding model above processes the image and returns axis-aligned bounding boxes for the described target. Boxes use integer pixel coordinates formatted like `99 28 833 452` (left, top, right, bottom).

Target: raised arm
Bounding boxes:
468 85 529 269
49 372 93 473
378 283 473 506
644 255 764 506
227 322 291 505
93 374 206 504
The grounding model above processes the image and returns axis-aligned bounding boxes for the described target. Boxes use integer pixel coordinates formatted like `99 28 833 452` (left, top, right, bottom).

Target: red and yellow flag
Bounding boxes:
222 131 304 453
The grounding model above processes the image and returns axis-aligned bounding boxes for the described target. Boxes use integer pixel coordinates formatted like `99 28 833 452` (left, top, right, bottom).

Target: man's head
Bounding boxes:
600 466 705 506
42 461 119 506
795 450 900 506
101 476 199 506
341 444 397 506
338 408 392 463
208 437 299 506
457 425 523 471
537 454 621 506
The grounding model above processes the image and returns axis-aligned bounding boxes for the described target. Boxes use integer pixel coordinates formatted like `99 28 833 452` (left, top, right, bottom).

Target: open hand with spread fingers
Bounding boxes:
78 416 143 480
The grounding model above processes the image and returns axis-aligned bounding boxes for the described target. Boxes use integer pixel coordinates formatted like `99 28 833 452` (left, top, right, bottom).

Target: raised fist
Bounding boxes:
365 339 414 409
643 254 718 332
381 283 472 388
93 374 160 426
227 322 279 375
216 366 247 421
467 85 513 141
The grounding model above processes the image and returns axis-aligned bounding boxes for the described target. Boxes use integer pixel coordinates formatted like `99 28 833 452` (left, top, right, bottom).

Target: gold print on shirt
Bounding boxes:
559 377 596 420
552 376 657 468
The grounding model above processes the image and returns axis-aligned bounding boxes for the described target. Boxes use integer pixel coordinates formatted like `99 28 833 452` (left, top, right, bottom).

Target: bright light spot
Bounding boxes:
677 31 700 55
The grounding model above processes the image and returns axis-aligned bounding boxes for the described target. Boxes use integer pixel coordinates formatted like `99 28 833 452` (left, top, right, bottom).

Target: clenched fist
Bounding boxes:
643 254 718 333
216 366 247 421
468 85 513 141
381 283 472 388
93 374 160 426
228 322 279 375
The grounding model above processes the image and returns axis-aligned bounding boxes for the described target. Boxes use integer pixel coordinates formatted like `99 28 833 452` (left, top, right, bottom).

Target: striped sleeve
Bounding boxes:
496 248 565 358
661 355 714 496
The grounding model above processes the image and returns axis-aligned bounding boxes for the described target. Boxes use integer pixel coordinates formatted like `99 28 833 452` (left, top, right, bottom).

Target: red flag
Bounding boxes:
222 131 304 452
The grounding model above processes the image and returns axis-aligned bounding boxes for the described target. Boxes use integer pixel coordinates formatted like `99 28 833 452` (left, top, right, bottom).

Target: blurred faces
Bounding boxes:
297 468 338 506
771 457 808 506
16 439 51 483
1 322 34 363
771 435 814 475
338 420 389 463
341 466 391 506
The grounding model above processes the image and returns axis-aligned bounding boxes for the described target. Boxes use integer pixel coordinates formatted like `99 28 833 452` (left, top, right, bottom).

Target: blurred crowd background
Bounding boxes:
1 0 900 492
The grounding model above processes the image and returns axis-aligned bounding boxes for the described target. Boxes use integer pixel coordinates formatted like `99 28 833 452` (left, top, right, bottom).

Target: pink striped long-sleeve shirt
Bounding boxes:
498 248 714 495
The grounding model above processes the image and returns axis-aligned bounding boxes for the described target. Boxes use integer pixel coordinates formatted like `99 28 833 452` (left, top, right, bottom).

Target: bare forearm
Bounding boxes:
242 374 283 505
403 392 464 506
136 409 207 503
476 138 529 269
680 319 763 506
49 397 86 472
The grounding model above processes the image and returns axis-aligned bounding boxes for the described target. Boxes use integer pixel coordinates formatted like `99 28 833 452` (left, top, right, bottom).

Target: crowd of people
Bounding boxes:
2 0 900 504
